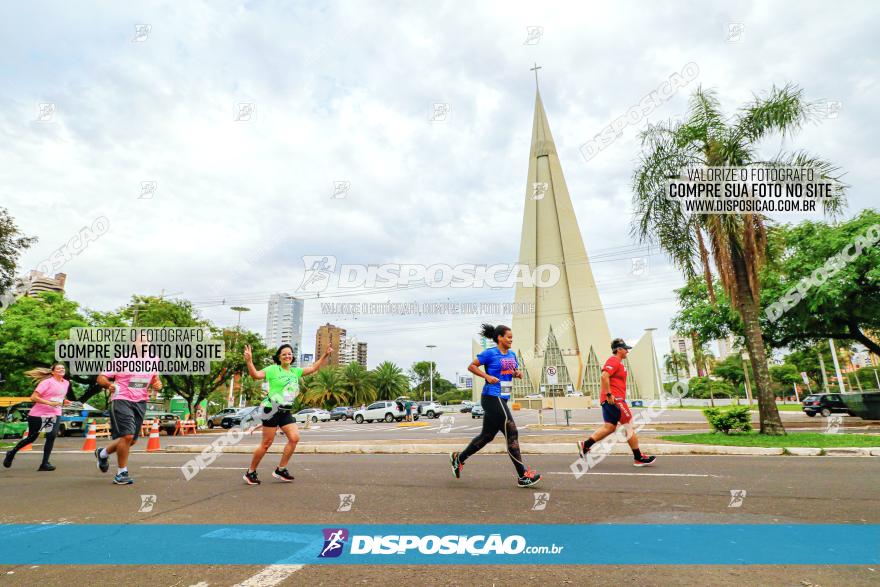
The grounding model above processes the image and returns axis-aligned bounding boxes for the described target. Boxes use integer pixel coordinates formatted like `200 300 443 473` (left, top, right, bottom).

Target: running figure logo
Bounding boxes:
824 415 843 434
299 256 336 293
439 415 454 433
337 494 356 512
138 494 157 513
531 492 550 511
728 489 747 508
318 528 349 558
531 182 548 200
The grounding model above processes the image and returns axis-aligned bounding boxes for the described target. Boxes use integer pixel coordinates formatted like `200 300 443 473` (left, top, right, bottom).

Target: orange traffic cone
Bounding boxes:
20 429 32 452
81 422 97 452
146 419 161 452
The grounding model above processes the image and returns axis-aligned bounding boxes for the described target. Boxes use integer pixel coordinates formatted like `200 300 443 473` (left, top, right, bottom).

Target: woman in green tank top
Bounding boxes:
241 342 332 485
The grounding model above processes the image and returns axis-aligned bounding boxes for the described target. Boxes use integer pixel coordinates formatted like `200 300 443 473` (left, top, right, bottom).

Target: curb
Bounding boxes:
164 443 880 457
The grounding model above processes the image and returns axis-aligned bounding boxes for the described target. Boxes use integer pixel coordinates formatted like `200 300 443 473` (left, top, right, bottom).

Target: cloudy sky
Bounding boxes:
1 0 877 381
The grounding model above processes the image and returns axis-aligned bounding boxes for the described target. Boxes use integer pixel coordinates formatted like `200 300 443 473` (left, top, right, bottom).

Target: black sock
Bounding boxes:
584 438 596 450
632 448 642 459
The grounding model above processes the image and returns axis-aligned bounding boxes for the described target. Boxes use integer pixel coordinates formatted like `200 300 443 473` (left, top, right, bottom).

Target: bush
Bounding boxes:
703 406 752 434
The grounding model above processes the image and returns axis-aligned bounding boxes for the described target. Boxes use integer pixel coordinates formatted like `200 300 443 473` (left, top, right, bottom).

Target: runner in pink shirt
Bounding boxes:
3 363 70 471
94 356 161 485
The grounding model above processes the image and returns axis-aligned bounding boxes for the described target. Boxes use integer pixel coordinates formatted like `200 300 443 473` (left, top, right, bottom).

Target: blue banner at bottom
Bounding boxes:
0 524 876 565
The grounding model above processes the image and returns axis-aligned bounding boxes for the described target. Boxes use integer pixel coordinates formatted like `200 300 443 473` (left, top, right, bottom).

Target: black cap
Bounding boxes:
611 338 632 351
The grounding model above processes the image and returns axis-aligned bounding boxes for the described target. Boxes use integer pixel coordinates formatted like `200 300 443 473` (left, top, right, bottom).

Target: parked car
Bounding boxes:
354 401 407 423
144 410 182 435
59 403 107 437
1 402 107 438
460 404 474 413
207 408 240 429
471 404 485 419
221 407 259 429
802 394 853 418
330 406 354 421
294 408 331 423
418 401 444 419
565 391 584 397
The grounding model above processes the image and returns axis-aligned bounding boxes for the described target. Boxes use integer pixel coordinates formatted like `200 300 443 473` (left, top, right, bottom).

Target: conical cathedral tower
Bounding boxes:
511 89 612 392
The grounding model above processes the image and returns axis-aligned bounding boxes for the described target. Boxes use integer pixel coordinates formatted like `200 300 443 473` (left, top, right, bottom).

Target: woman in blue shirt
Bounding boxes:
450 324 541 488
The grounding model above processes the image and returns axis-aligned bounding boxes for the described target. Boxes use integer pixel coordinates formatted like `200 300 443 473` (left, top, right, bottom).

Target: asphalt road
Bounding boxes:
1 450 878 586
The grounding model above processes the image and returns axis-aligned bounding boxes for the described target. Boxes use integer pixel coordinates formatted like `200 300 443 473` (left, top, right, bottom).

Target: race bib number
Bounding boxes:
500 381 513 389
129 376 151 389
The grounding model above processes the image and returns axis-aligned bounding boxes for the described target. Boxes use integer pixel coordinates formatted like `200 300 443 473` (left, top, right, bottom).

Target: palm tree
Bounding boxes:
663 351 690 407
371 361 409 401
633 84 846 435
341 361 377 407
302 367 348 409
699 348 717 375
664 351 690 381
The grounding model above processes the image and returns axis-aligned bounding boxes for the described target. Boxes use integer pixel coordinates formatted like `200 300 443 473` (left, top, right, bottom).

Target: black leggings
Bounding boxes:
458 395 526 476
8 416 60 465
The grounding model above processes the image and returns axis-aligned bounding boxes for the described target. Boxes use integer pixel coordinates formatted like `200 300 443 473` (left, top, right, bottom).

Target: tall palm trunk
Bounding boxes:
731 248 785 435
691 331 705 376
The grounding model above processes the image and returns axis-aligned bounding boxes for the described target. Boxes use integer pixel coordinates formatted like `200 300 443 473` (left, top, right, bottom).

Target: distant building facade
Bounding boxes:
15 271 67 297
265 293 304 360
316 323 347 367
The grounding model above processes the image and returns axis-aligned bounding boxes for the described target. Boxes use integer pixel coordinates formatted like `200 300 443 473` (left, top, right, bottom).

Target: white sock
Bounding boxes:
99 448 108 458
118 467 127 474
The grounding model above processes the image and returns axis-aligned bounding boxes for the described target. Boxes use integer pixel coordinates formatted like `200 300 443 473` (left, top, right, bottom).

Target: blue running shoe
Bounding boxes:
113 471 133 485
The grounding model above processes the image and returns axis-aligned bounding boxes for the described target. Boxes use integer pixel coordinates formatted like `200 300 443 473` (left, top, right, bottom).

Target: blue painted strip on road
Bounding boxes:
0 524 876 565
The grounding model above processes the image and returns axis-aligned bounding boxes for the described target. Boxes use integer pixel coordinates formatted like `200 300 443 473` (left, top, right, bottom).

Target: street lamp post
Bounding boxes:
229 307 250 408
426 344 437 402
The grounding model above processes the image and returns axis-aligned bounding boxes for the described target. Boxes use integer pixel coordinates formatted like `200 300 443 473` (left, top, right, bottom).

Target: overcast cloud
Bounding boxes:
1 0 877 381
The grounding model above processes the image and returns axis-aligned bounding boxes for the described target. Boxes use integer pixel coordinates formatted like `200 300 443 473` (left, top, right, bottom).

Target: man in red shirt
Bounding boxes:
578 338 656 467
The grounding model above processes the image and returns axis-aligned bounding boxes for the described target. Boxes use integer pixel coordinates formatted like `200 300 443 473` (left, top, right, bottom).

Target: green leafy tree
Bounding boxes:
713 354 748 399
111 295 267 417
782 346 823 391
0 292 87 394
408 360 441 398
0 207 37 300
769 363 802 395
372 361 409 401
761 209 880 355
634 84 847 434
687 376 735 401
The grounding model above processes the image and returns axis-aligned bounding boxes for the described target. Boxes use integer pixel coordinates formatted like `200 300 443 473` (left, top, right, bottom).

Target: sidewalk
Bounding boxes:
164 440 880 457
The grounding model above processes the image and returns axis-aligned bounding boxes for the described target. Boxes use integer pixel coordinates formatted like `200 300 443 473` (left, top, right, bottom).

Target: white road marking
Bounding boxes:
548 471 711 477
232 564 304 586
141 466 244 470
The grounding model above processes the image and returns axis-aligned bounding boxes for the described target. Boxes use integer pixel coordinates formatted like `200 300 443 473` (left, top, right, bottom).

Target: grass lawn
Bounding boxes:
659 431 880 447
662 404 804 411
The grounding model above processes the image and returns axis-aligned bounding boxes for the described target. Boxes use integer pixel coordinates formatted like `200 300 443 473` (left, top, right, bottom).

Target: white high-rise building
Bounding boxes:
265 294 304 361
716 335 738 362
669 334 697 378
338 335 358 366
